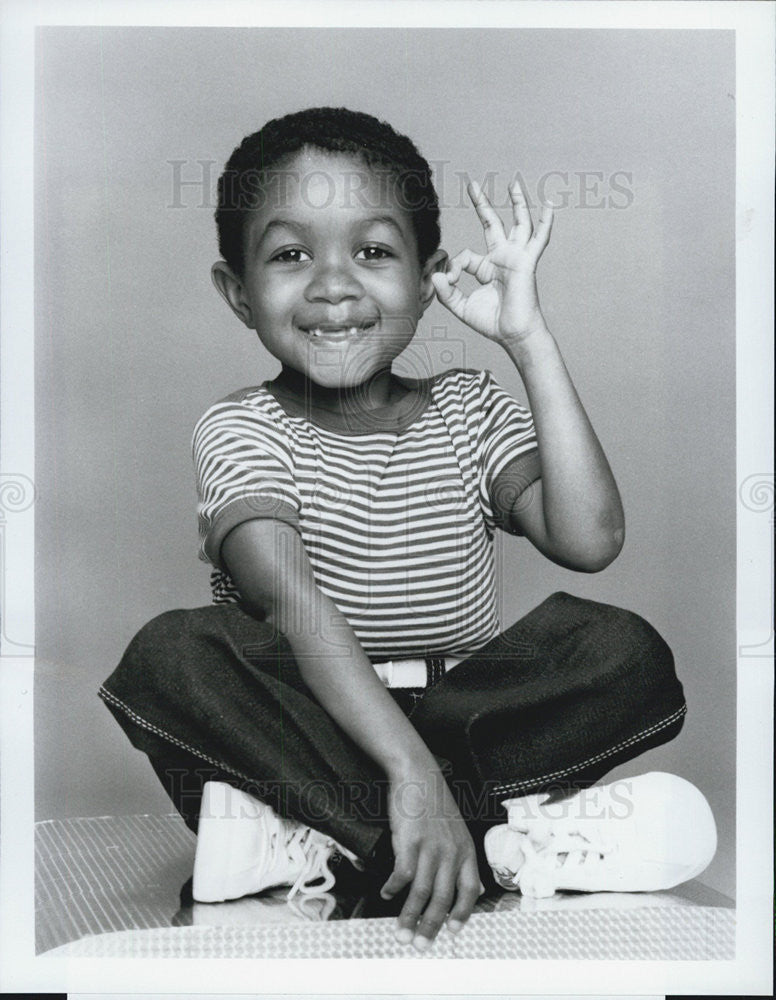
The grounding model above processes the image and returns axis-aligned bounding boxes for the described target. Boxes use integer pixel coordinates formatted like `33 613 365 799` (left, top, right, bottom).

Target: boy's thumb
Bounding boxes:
431 271 452 300
431 271 464 314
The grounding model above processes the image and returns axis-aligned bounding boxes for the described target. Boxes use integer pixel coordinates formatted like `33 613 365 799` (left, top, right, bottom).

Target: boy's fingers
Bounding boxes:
380 844 417 899
411 866 457 948
449 249 492 285
395 853 449 942
380 866 413 899
446 859 484 933
508 177 533 238
532 202 554 252
394 853 435 932
431 272 468 318
444 255 463 284
467 180 506 251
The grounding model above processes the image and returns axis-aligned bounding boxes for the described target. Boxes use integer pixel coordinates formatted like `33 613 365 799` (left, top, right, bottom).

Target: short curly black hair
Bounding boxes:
216 107 441 277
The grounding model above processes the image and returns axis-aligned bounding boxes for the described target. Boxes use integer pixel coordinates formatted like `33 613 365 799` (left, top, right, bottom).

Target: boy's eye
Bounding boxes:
356 245 393 261
270 247 311 263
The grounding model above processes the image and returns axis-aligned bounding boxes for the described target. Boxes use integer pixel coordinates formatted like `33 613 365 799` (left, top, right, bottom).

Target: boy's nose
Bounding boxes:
304 262 365 304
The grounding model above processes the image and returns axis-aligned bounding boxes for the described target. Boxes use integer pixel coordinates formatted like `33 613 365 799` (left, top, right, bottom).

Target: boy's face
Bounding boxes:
214 149 444 389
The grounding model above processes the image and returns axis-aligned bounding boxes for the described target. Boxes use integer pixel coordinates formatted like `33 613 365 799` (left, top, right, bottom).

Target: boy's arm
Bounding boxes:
501 332 624 571
433 179 624 571
221 518 482 947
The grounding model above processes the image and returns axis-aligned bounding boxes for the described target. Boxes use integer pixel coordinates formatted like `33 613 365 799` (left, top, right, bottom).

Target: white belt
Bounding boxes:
373 656 464 689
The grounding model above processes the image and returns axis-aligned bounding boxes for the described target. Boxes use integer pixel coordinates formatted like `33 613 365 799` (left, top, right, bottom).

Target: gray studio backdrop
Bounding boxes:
35 27 735 897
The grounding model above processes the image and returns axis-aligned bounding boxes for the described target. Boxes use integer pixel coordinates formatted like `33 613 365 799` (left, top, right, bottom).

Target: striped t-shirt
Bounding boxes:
192 368 540 660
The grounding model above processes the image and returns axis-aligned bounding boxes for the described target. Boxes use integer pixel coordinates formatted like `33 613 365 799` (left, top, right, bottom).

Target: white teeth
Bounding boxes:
306 325 370 339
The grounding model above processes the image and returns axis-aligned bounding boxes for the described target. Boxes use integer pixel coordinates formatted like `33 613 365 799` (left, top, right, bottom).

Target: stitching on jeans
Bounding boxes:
98 686 255 786
491 703 688 797
100 686 687 802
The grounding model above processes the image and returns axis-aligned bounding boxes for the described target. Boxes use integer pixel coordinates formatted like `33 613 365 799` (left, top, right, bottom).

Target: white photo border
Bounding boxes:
1 0 773 994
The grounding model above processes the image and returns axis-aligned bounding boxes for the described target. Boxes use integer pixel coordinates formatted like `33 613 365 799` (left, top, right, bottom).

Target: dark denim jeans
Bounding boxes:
99 592 686 866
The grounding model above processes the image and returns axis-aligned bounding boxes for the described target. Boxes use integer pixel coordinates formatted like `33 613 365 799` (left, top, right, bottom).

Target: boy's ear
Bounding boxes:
211 261 255 329
419 249 448 313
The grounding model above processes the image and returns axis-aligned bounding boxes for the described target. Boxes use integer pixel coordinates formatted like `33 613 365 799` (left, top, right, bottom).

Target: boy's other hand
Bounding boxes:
380 765 484 951
432 177 554 348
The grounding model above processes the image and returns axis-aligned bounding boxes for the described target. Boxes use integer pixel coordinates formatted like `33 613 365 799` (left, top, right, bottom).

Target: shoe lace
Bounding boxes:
512 820 616 897
260 813 354 901
286 891 338 921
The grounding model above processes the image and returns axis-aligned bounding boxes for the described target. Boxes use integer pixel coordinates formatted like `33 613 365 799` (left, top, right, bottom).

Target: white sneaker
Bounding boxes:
192 781 362 903
484 772 717 899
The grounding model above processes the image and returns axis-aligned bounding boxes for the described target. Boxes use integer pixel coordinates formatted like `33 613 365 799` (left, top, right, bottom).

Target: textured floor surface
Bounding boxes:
36 813 735 959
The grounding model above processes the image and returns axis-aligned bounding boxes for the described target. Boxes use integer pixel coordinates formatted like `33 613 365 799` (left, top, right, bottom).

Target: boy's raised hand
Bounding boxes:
432 178 554 346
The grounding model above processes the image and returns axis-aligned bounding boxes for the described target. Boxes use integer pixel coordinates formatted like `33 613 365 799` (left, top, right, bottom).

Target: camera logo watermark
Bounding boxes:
0 473 35 654
738 473 774 658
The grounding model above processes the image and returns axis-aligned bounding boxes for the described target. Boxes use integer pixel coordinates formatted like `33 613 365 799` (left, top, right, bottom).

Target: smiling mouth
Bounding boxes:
299 320 378 340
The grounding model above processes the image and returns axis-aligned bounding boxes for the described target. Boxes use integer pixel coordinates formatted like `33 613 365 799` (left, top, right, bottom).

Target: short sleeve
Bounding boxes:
476 371 541 533
192 400 301 570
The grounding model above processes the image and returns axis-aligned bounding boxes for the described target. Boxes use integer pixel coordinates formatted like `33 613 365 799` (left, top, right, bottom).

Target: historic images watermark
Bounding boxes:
163 767 638 827
166 158 635 214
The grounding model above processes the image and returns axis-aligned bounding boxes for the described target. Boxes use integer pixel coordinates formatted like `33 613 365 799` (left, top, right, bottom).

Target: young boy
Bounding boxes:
100 107 717 951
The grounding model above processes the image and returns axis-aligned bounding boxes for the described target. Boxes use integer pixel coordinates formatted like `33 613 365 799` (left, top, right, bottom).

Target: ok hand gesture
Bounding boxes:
432 178 553 347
